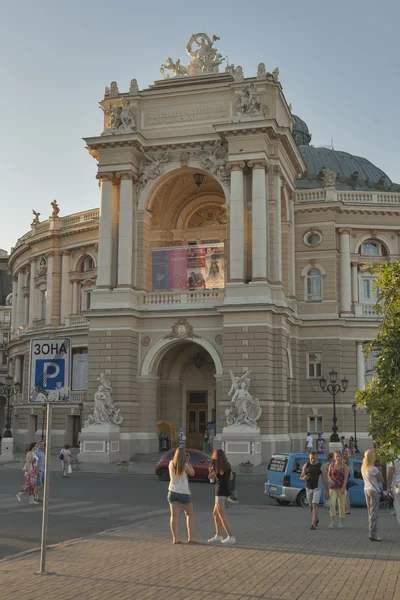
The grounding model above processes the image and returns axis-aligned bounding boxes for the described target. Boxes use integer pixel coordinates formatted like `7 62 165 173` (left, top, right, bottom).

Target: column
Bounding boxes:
229 162 245 281
249 161 267 280
16 270 24 327
339 229 352 314
274 172 282 282
96 173 114 288
23 290 29 326
289 195 296 296
117 172 136 287
72 280 79 315
351 262 359 304
45 253 54 325
14 355 22 385
60 251 71 324
28 259 37 327
11 277 17 333
356 341 365 389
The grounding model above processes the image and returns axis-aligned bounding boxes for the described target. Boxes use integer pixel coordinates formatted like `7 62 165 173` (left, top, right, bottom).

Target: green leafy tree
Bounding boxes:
356 262 400 461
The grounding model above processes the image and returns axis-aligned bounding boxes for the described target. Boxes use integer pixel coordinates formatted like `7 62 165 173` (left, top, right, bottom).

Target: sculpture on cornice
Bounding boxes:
225 58 244 80
109 81 119 98
101 98 136 136
84 373 123 427
236 82 265 118
197 143 231 186
186 33 223 74
272 67 279 82
129 78 139 95
160 57 189 78
137 150 170 193
257 63 267 79
322 167 337 187
31 210 40 226
51 199 60 217
225 370 262 427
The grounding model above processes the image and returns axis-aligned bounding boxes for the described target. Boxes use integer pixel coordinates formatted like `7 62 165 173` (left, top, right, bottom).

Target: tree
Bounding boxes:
356 262 400 461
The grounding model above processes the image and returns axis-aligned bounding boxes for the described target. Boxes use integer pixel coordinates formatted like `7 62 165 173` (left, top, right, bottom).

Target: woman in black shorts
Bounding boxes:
207 449 236 544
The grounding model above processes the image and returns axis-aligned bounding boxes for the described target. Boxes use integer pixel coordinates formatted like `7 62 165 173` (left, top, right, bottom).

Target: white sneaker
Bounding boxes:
329 522 336 529
207 535 223 543
221 536 236 544
16 494 21 502
338 523 344 529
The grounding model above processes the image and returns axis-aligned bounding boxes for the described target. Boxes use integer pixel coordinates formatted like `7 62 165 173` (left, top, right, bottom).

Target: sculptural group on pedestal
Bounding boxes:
84 373 123 427
225 370 262 427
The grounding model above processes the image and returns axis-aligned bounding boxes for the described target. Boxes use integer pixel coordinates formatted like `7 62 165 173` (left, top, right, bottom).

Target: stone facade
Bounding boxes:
6 35 400 458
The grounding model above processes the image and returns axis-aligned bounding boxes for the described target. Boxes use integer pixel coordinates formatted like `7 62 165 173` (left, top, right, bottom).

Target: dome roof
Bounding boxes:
292 115 311 146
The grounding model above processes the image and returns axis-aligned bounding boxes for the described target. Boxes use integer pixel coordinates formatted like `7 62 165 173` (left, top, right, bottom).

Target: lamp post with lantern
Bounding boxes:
351 402 359 453
319 369 349 442
0 374 21 438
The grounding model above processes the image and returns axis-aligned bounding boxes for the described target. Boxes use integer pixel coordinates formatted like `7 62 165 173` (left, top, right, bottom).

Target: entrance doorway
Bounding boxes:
187 391 207 449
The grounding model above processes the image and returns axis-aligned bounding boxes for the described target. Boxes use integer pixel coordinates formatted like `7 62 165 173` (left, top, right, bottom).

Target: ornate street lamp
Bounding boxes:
351 402 359 453
0 374 21 438
320 369 349 442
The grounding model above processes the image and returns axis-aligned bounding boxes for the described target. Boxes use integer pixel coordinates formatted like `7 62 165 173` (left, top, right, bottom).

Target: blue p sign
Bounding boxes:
34 359 65 390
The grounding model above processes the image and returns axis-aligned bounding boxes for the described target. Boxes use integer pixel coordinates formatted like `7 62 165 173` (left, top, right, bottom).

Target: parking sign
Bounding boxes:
29 339 71 403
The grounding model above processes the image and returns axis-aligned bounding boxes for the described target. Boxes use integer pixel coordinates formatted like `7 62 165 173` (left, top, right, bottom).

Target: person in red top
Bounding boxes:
328 451 349 528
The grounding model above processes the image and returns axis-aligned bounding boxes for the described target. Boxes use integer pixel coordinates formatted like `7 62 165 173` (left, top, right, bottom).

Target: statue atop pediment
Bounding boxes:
160 33 225 79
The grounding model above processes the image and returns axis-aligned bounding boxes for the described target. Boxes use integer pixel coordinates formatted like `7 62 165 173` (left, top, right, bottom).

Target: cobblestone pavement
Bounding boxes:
0 503 399 600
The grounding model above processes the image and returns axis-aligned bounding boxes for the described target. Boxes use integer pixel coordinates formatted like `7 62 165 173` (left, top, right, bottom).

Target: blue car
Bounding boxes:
264 452 366 507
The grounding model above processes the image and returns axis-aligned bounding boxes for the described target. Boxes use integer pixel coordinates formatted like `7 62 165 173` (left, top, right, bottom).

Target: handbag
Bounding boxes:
67 463 72 474
59 452 64 460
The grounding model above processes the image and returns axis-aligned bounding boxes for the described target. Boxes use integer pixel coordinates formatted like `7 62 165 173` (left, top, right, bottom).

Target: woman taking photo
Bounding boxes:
362 449 384 541
167 447 195 544
16 442 39 504
328 450 349 528
208 449 236 544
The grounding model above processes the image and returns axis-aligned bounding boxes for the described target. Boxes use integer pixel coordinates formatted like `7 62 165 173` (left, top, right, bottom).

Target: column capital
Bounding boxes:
61 250 71 256
272 165 281 175
248 160 267 170
229 161 246 172
29 256 38 264
46 251 55 258
96 172 115 182
356 340 365 346
338 228 352 235
115 171 138 182
351 261 359 267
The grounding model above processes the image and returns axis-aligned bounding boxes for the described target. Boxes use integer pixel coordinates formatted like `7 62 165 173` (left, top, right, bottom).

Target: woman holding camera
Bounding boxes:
167 447 195 544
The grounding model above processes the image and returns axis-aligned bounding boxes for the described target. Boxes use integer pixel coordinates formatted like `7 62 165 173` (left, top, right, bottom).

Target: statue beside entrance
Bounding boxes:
221 370 262 466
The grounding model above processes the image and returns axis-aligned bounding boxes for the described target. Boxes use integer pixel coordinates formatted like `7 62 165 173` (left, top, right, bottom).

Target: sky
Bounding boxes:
1 0 399 253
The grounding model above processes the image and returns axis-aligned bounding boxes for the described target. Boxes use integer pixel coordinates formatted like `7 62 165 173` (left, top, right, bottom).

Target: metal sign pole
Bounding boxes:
39 403 52 574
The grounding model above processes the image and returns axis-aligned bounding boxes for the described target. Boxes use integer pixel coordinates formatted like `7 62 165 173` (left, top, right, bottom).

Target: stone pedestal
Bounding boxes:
329 441 343 454
221 424 261 466
0 437 14 461
77 424 121 463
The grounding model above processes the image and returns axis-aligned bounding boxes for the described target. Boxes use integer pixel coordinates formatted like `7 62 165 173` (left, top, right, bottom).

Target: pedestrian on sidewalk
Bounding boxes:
16 442 39 504
305 432 314 452
167 447 195 544
207 448 236 544
321 452 334 508
328 451 349 528
387 455 400 525
60 444 72 478
34 440 45 501
300 450 323 530
362 449 384 541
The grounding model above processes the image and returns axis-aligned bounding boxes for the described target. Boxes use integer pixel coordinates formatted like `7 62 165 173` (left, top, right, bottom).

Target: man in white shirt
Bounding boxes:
387 457 400 526
305 432 314 451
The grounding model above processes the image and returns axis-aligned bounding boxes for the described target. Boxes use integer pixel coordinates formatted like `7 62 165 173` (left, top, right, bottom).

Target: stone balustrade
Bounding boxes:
354 303 381 318
143 289 225 307
65 315 89 327
69 390 87 403
296 188 400 206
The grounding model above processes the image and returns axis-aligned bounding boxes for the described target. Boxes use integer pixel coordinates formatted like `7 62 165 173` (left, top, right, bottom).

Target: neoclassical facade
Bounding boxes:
7 34 400 456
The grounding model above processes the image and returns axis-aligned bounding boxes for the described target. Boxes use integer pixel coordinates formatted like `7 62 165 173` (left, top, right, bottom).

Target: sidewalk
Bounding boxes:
1 452 268 476
1 504 399 599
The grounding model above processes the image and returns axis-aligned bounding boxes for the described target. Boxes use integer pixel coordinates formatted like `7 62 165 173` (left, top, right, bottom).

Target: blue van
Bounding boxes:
264 453 366 507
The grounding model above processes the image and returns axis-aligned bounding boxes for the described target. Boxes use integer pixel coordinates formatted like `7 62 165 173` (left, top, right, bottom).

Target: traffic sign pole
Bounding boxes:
39 403 52 574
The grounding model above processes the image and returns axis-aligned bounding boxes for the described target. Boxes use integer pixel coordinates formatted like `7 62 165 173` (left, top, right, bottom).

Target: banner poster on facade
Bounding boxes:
72 354 88 391
152 243 224 291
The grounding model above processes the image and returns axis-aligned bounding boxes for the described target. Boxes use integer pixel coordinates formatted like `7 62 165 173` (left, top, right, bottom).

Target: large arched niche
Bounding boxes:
137 165 227 291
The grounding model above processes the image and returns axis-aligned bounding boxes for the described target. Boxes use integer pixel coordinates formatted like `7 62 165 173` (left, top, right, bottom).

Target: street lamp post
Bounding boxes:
319 369 349 443
351 402 359 453
0 374 21 438
41 403 46 441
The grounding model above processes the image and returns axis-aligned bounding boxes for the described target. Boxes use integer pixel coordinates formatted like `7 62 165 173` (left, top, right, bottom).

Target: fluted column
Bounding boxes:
96 173 115 288
72 280 79 315
229 162 245 282
288 194 296 296
117 172 137 287
14 355 22 385
60 251 71 324
11 277 17 333
339 229 352 314
28 259 37 327
273 170 282 282
249 161 268 280
45 253 54 325
23 289 29 326
16 270 25 327
351 262 358 304
356 341 365 389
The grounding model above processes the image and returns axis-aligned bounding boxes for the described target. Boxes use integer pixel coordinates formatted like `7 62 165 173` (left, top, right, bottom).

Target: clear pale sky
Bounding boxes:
1 0 399 253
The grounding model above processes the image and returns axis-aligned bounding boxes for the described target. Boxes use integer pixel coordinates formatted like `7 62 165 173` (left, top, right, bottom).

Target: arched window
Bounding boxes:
82 256 95 272
306 268 322 302
359 240 385 257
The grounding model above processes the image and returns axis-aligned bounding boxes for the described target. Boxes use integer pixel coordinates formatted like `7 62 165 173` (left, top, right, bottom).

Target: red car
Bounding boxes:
155 448 212 481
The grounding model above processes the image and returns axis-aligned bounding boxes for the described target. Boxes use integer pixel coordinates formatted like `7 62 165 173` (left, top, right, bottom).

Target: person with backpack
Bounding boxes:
362 449 384 541
300 450 323 530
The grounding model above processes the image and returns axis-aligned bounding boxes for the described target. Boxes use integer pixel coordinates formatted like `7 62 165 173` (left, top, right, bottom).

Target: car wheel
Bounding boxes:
157 468 169 482
296 489 308 507
275 499 290 506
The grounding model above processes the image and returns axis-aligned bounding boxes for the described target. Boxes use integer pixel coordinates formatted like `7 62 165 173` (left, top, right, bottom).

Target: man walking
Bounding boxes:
305 432 314 452
301 450 323 530
34 440 45 501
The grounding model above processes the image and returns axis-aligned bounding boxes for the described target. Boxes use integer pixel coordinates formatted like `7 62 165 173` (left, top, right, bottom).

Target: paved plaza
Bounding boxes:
0 494 399 600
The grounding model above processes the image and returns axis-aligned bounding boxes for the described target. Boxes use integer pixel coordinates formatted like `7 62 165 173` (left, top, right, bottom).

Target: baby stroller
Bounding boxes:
379 490 394 510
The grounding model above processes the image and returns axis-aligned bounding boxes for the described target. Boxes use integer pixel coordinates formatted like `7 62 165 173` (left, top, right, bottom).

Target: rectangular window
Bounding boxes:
307 352 322 379
40 290 47 320
2 352 7 365
365 347 379 383
86 291 91 310
361 277 379 304
4 312 10 324
3 332 9 344
308 416 323 434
